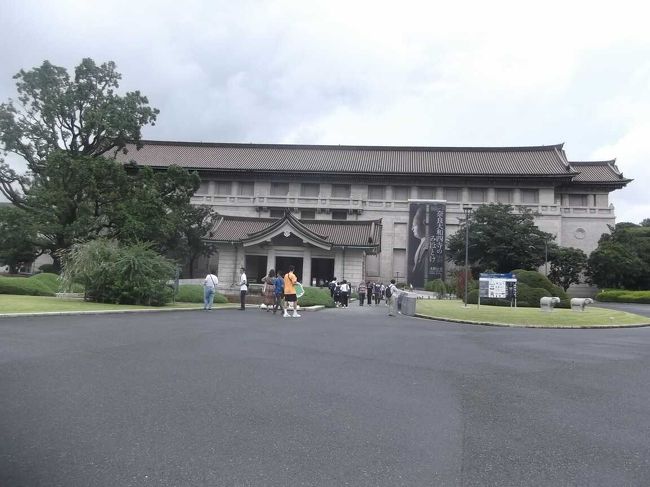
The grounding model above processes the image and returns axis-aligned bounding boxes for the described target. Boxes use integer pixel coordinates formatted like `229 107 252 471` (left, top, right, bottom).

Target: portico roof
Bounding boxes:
569 160 633 187
207 213 382 252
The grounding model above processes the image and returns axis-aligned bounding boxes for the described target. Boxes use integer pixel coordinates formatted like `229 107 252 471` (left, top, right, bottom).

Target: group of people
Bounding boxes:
202 265 301 318
328 278 400 315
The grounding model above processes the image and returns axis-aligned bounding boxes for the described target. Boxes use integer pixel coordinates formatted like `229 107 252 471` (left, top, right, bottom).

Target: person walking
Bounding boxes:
283 265 300 318
387 279 400 316
239 267 248 310
357 281 367 306
373 282 382 305
339 280 350 307
261 269 276 311
273 270 284 314
203 268 219 310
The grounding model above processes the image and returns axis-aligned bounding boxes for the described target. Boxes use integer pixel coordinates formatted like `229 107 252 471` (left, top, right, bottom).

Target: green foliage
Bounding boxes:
61 239 175 306
0 274 58 296
298 287 335 308
38 264 59 274
0 205 41 273
175 284 228 304
447 204 555 273
0 58 158 200
595 289 650 304
587 223 650 290
425 278 447 296
548 246 587 291
511 269 568 300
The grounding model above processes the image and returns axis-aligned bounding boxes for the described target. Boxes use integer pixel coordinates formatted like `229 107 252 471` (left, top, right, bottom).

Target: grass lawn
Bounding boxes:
416 299 650 328
0 295 236 314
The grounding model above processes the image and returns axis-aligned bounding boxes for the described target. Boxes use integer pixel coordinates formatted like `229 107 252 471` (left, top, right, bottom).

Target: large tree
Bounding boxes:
0 58 159 206
548 246 587 291
447 204 555 274
587 222 650 290
0 59 215 272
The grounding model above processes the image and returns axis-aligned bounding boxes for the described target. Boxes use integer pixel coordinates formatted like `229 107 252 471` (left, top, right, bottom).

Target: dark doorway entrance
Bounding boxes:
245 255 268 284
311 258 334 287
275 256 303 281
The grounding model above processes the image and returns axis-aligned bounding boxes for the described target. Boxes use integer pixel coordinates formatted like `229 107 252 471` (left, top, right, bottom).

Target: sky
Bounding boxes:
2 0 649 224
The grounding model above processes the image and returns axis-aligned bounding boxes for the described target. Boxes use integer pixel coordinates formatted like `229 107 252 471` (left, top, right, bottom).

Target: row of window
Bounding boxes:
198 181 542 203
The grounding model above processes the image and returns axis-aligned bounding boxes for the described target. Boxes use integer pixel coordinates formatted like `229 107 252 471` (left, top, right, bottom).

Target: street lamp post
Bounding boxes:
463 205 472 307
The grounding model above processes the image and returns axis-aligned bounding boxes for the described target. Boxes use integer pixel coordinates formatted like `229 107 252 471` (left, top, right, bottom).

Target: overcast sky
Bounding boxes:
2 0 649 223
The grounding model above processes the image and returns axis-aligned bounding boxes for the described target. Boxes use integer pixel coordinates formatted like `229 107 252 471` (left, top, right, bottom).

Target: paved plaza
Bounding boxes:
1 304 649 486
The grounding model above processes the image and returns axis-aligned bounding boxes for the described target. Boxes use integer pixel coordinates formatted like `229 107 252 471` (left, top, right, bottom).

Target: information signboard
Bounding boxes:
479 273 517 306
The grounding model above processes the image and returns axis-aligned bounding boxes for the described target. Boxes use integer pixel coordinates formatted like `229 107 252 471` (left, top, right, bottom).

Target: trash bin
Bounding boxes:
401 292 417 316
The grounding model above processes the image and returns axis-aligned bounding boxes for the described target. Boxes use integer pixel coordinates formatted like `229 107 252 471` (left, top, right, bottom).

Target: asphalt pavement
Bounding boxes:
1 303 650 486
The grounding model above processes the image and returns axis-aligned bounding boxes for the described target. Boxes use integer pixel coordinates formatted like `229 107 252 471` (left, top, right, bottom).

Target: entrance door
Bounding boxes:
275 256 304 281
311 258 334 287
245 255 268 284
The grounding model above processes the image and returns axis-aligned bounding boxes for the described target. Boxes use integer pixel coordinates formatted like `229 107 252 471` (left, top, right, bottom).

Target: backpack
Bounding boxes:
385 286 393 298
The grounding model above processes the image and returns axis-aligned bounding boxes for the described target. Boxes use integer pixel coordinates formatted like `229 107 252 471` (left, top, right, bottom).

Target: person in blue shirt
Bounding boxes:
273 270 285 314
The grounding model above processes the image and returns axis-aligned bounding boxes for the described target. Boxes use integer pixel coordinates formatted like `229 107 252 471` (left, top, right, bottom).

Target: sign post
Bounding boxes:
478 273 517 308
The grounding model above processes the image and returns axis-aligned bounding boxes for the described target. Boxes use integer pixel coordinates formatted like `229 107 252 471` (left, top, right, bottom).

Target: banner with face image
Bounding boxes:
407 201 446 288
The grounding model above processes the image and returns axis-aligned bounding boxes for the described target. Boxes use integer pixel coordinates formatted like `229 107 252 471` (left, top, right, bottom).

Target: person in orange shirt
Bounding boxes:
283 265 300 318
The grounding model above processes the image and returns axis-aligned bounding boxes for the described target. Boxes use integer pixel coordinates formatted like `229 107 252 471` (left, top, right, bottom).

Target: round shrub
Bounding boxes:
28 273 61 293
298 287 334 308
61 240 176 306
38 264 59 275
425 279 447 296
176 284 228 304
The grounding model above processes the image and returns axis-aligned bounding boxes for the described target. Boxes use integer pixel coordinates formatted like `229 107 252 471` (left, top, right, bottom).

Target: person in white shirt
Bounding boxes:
203 269 219 310
239 267 248 310
387 279 400 316
339 280 350 307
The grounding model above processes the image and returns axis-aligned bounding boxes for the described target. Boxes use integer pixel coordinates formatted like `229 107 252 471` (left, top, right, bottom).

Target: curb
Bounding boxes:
0 306 235 319
413 313 650 329
0 304 327 319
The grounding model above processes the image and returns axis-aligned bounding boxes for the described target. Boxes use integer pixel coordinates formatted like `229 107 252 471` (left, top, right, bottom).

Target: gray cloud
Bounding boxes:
2 0 648 223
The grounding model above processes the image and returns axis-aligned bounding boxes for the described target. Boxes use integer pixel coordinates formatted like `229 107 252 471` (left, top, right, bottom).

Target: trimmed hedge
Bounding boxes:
0 274 59 296
175 284 228 304
298 287 335 308
596 289 650 304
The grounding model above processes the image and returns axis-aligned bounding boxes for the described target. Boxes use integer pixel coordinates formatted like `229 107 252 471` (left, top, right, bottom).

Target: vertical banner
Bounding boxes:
407 201 446 287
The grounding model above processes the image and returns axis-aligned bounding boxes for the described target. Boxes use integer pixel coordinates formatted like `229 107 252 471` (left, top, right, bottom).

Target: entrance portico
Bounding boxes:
204 212 382 287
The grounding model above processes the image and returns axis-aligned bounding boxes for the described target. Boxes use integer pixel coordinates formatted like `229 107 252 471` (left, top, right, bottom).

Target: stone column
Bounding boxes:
267 247 276 272
302 246 312 286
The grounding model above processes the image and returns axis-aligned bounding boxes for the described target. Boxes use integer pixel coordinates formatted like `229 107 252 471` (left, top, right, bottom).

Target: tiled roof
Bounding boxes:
117 140 575 176
569 160 633 184
208 214 382 249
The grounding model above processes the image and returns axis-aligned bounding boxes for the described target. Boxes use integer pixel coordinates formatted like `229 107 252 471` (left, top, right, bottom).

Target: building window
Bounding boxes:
418 187 435 199
331 184 351 198
521 189 539 204
215 181 232 195
392 186 410 200
300 183 319 197
198 181 210 194
368 185 385 199
469 188 487 202
555 190 562 205
444 187 461 202
271 182 289 196
569 194 588 207
301 209 316 219
331 210 348 220
238 182 254 196
270 208 286 218
495 189 512 203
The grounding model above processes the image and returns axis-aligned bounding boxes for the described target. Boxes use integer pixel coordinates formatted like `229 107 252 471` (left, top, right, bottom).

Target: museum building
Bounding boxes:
117 141 631 288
